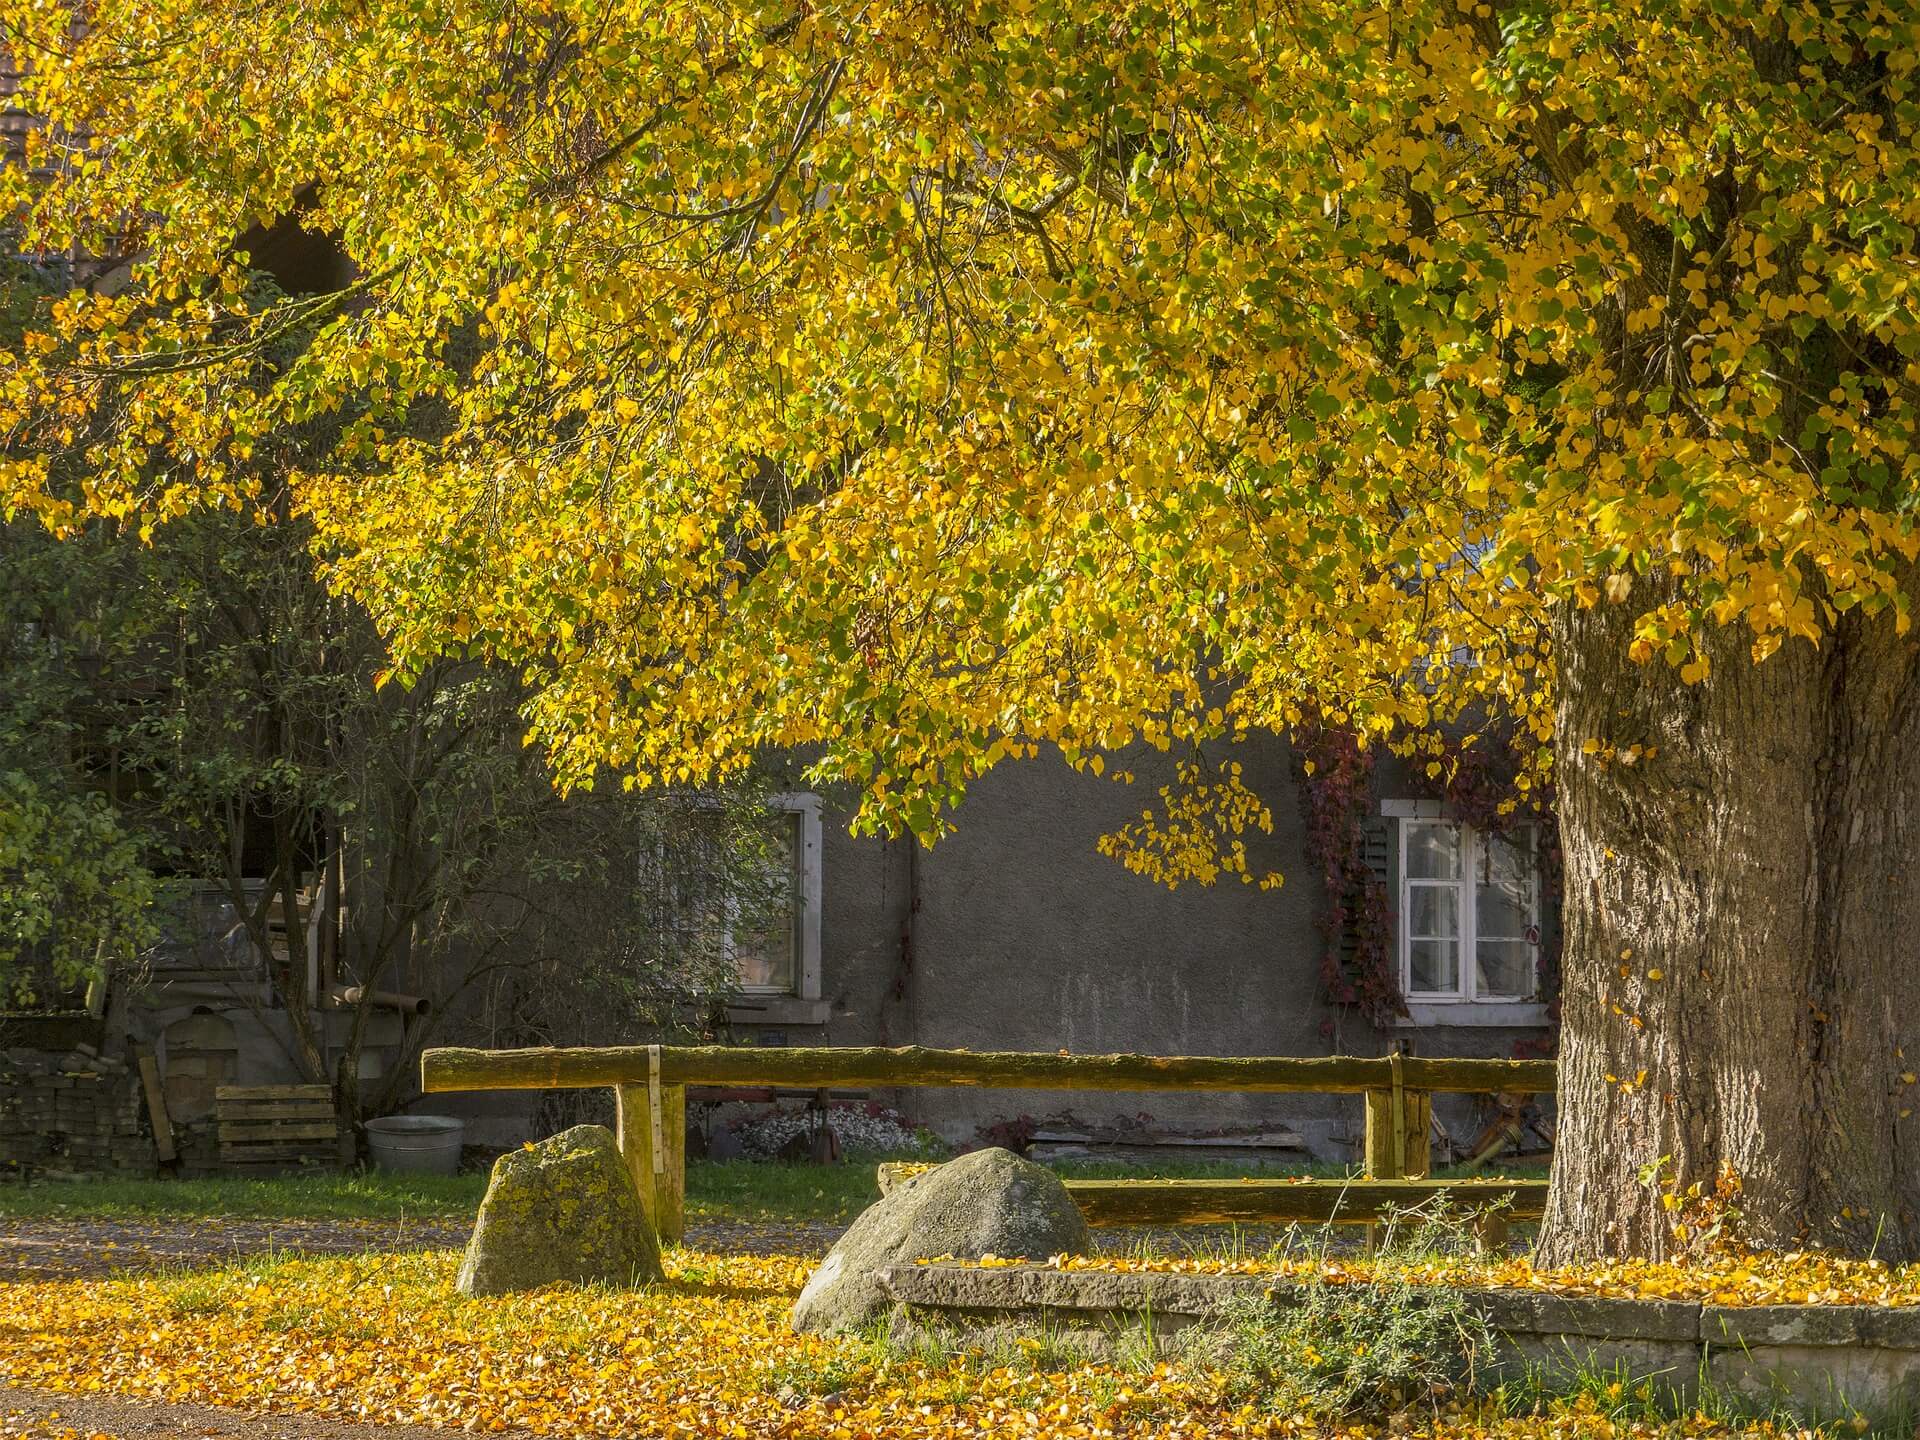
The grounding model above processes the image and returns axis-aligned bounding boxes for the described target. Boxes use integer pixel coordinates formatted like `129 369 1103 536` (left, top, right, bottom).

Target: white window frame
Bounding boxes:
728 792 823 1002
1384 800 1545 1024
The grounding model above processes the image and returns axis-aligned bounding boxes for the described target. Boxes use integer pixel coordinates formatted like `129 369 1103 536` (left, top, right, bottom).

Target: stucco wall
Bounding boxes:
425 737 1555 1162
721 736 1554 1162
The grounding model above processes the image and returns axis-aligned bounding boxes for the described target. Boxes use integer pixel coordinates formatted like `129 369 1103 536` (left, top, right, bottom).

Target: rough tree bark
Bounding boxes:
1537 572 1920 1263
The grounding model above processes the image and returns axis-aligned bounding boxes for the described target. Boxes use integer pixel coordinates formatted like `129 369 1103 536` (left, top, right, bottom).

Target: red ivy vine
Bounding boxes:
1294 723 1562 1054
1295 725 1400 1034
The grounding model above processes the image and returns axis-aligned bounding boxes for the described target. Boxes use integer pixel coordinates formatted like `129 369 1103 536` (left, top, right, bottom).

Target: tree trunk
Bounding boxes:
1537 577 1920 1263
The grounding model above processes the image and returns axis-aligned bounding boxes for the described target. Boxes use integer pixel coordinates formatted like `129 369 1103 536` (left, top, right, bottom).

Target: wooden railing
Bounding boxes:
421 1045 1555 1244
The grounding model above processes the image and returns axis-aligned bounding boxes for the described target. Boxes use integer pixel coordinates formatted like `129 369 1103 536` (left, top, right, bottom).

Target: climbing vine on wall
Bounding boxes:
1295 725 1561 1049
1295 725 1400 1037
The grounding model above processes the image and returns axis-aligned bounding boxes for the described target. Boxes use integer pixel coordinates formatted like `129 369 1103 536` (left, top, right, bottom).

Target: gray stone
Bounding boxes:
792 1147 1091 1334
1707 1344 1920 1416
881 1260 1270 1321
1479 1289 1701 1342
1703 1304 1866 1348
455 1124 664 1297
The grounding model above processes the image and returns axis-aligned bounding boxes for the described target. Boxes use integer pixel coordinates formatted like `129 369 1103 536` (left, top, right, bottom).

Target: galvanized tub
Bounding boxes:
364 1114 466 1176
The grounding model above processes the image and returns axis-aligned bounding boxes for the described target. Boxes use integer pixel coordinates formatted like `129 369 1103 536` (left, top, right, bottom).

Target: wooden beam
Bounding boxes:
423 1045 1556 1097
1363 1090 1431 1180
1063 1177 1547 1227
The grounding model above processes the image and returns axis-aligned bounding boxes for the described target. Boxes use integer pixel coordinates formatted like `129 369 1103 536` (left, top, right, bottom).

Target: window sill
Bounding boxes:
727 995 830 1026
1395 1002 1550 1029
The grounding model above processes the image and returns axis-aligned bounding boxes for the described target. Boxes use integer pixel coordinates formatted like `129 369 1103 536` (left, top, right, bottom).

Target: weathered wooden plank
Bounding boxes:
219 1142 337 1160
218 1121 338 1142
1062 1177 1548 1227
423 1045 1556 1097
134 1046 176 1164
213 1100 335 1121
216 1084 333 1102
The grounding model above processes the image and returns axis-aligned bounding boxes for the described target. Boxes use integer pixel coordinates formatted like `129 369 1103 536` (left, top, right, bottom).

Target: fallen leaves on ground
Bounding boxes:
1011 1251 1920 1308
0 1248 1833 1439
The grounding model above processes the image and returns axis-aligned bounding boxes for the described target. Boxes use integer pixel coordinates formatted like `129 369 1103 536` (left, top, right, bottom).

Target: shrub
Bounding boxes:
1181 1202 1497 1417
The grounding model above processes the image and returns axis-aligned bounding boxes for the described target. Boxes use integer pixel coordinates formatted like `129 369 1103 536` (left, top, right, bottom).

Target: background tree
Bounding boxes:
3 1 1917 1257
0 502 777 1115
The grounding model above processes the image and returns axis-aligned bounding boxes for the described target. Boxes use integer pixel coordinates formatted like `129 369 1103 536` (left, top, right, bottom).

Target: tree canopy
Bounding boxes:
3 0 1916 829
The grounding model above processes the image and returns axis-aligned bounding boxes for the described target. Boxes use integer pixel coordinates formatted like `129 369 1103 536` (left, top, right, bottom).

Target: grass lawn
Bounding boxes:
0 1157 1283 1225
0 1153 1549 1225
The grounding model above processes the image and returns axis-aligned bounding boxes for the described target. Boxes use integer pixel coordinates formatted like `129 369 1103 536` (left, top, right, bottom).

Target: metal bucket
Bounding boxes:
364 1114 466 1176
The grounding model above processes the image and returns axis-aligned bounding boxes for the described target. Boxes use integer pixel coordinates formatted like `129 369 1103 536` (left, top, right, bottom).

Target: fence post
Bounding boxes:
1362 1060 1431 1251
1363 1087 1401 1180
1402 1090 1432 1178
615 1083 659 1237
614 1077 688 1247
656 1083 686 1245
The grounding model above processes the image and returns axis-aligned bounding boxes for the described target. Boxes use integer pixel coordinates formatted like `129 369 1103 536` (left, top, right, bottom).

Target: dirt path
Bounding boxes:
0 1383 525 1440
0 1214 848 1281
0 1216 470 1282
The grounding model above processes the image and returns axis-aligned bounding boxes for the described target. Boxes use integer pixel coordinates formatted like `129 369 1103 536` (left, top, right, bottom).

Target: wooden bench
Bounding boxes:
876 1160 1545 1229
422 1044 1556 1245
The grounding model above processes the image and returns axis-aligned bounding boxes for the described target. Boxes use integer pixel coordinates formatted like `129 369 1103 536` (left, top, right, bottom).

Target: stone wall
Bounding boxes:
882 1262 1920 1419
0 1047 158 1179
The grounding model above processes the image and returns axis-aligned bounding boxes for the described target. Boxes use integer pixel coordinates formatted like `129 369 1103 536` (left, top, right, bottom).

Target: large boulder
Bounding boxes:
456 1124 665 1296
792 1146 1090 1334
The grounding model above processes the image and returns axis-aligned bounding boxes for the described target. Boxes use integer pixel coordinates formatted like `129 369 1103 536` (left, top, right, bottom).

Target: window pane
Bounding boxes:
1475 939 1536 1000
1406 883 1459 939
1409 938 1460 994
1405 823 1461 880
735 812 799 991
1476 829 1536 938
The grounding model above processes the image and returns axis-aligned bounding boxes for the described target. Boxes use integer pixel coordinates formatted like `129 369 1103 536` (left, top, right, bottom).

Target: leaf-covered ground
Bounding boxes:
0 1245 1871 1440
1001 1250 1920 1309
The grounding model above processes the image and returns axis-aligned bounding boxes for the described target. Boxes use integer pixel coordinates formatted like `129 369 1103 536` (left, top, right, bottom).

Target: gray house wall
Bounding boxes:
722 735 1554 1162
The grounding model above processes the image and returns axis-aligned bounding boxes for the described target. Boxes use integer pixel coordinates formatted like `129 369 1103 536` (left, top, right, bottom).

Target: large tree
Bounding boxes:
3 1 1917 1260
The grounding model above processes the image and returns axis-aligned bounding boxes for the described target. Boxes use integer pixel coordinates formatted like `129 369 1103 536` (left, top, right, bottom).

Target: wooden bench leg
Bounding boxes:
1473 1212 1511 1254
617 1081 686 1247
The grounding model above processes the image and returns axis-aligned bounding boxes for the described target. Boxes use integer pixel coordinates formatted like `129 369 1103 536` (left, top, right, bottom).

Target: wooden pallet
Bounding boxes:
214 1084 340 1173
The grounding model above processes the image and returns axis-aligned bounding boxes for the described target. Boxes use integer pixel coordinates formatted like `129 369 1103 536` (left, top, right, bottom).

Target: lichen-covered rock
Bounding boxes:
456 1124 665 1296
792 1146 1090 1334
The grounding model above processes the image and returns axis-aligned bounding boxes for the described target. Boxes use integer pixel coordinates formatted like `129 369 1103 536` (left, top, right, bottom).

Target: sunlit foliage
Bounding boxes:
2 0 1916 832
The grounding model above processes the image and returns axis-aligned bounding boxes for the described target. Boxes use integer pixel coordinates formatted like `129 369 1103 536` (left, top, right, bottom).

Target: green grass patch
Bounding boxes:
0 1170 487 1221
0 1152 1549 1227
